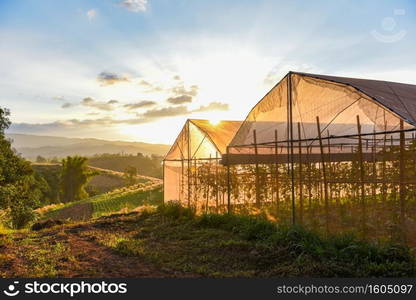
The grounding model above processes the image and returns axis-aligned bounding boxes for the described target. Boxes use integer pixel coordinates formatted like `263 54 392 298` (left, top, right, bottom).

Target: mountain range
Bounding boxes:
6 133 171 160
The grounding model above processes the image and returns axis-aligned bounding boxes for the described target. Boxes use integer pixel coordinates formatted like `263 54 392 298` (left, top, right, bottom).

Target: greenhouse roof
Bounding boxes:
296 72 416 126
164 119 242 161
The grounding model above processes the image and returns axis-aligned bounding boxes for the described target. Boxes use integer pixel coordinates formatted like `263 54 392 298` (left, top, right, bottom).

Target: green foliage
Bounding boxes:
0 107 11 135
91 186 163 218
32 164 61 204
0 107 43 228
157 201 195 219
60 156 95 202
35 155 47 163
124 165 137 185
42 185 163 220
156 206 416 277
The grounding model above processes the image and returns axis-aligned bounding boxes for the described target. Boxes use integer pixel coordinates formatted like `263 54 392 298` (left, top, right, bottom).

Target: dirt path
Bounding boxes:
61 230 176 277
0 215 193 278
51 202 94 221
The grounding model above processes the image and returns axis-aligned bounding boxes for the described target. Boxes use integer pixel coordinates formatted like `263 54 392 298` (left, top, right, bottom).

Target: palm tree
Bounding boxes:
60 156 93 202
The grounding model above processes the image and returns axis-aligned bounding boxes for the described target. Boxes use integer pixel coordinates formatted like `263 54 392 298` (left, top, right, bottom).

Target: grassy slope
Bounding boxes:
1 203 414 278
42 185 163 221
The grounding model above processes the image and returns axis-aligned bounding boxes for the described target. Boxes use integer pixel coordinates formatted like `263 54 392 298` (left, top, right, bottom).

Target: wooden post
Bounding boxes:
399 120 406 241
253 130 261 207
181 159 184 202
194 158 198 209
356 115 366 236
187 121 191 208
206 155 211 212
226 147 231 213
327 130 333 206
306 146 313 211
297 123 304 224
288 73 296 225
215 152 219 211
274 130 280 214
372 131 377 201
316 116 329 234
382 123 387 202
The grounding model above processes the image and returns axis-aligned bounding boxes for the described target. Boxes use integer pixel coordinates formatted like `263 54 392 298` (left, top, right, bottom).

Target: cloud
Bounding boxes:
53 96 65 101
171 84 198 97
141 101 229 118
61 102 73 109
86 9 97 20
81 97 119 111
142 106 188 118
167 95 193 105
124 100 156 110
138 79 163 93
97 71 129 86
118 0 147 12
193 101 229 112
9 101 230 135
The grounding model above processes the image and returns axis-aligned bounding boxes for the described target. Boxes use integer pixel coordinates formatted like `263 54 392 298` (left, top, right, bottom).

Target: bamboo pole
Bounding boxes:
226 146 231 213
187 121 191 208
253 130 261 207
288 72 296 225
327 130 333 207
372 131 377 201
307 146 313 212
194 158 198 209
356 115 366 236
274 130 280 215
206 155 211 212
215 152 219 211
399 120 406 241
382 122 387 202
298 123 304 224
316 116 329 234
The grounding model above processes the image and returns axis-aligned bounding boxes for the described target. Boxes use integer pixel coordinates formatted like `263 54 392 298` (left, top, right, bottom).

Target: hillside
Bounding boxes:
41 183 163 221
6 133 170 159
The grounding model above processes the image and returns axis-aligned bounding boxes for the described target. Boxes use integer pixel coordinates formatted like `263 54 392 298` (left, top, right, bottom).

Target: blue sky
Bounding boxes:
1 0 415 143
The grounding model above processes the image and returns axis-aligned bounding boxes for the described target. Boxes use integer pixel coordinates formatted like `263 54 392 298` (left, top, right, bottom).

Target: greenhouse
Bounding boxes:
163 119 242 211
164 72 416 244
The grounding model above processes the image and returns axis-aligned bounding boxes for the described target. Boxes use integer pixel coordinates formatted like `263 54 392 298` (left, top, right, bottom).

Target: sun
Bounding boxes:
209 117 222 126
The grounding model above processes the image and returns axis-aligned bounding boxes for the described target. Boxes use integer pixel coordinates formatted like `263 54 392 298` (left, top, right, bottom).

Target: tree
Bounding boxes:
60 156 94 202
36 155 47 163
0 107 42 228
0 107 11 134
124 165 138 185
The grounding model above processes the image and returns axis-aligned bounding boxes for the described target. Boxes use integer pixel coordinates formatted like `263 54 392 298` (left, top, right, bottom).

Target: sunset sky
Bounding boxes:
1 0 416 144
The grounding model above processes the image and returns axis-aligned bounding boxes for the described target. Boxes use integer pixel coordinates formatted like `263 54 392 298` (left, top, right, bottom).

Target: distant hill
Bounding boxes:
6 133 171 159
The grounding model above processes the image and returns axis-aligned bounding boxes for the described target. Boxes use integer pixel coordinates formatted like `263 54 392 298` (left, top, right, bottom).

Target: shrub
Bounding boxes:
157 201 195 219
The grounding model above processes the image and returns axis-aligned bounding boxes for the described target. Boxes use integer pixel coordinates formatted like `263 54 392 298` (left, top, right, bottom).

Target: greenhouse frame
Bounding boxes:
164 72 416 244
